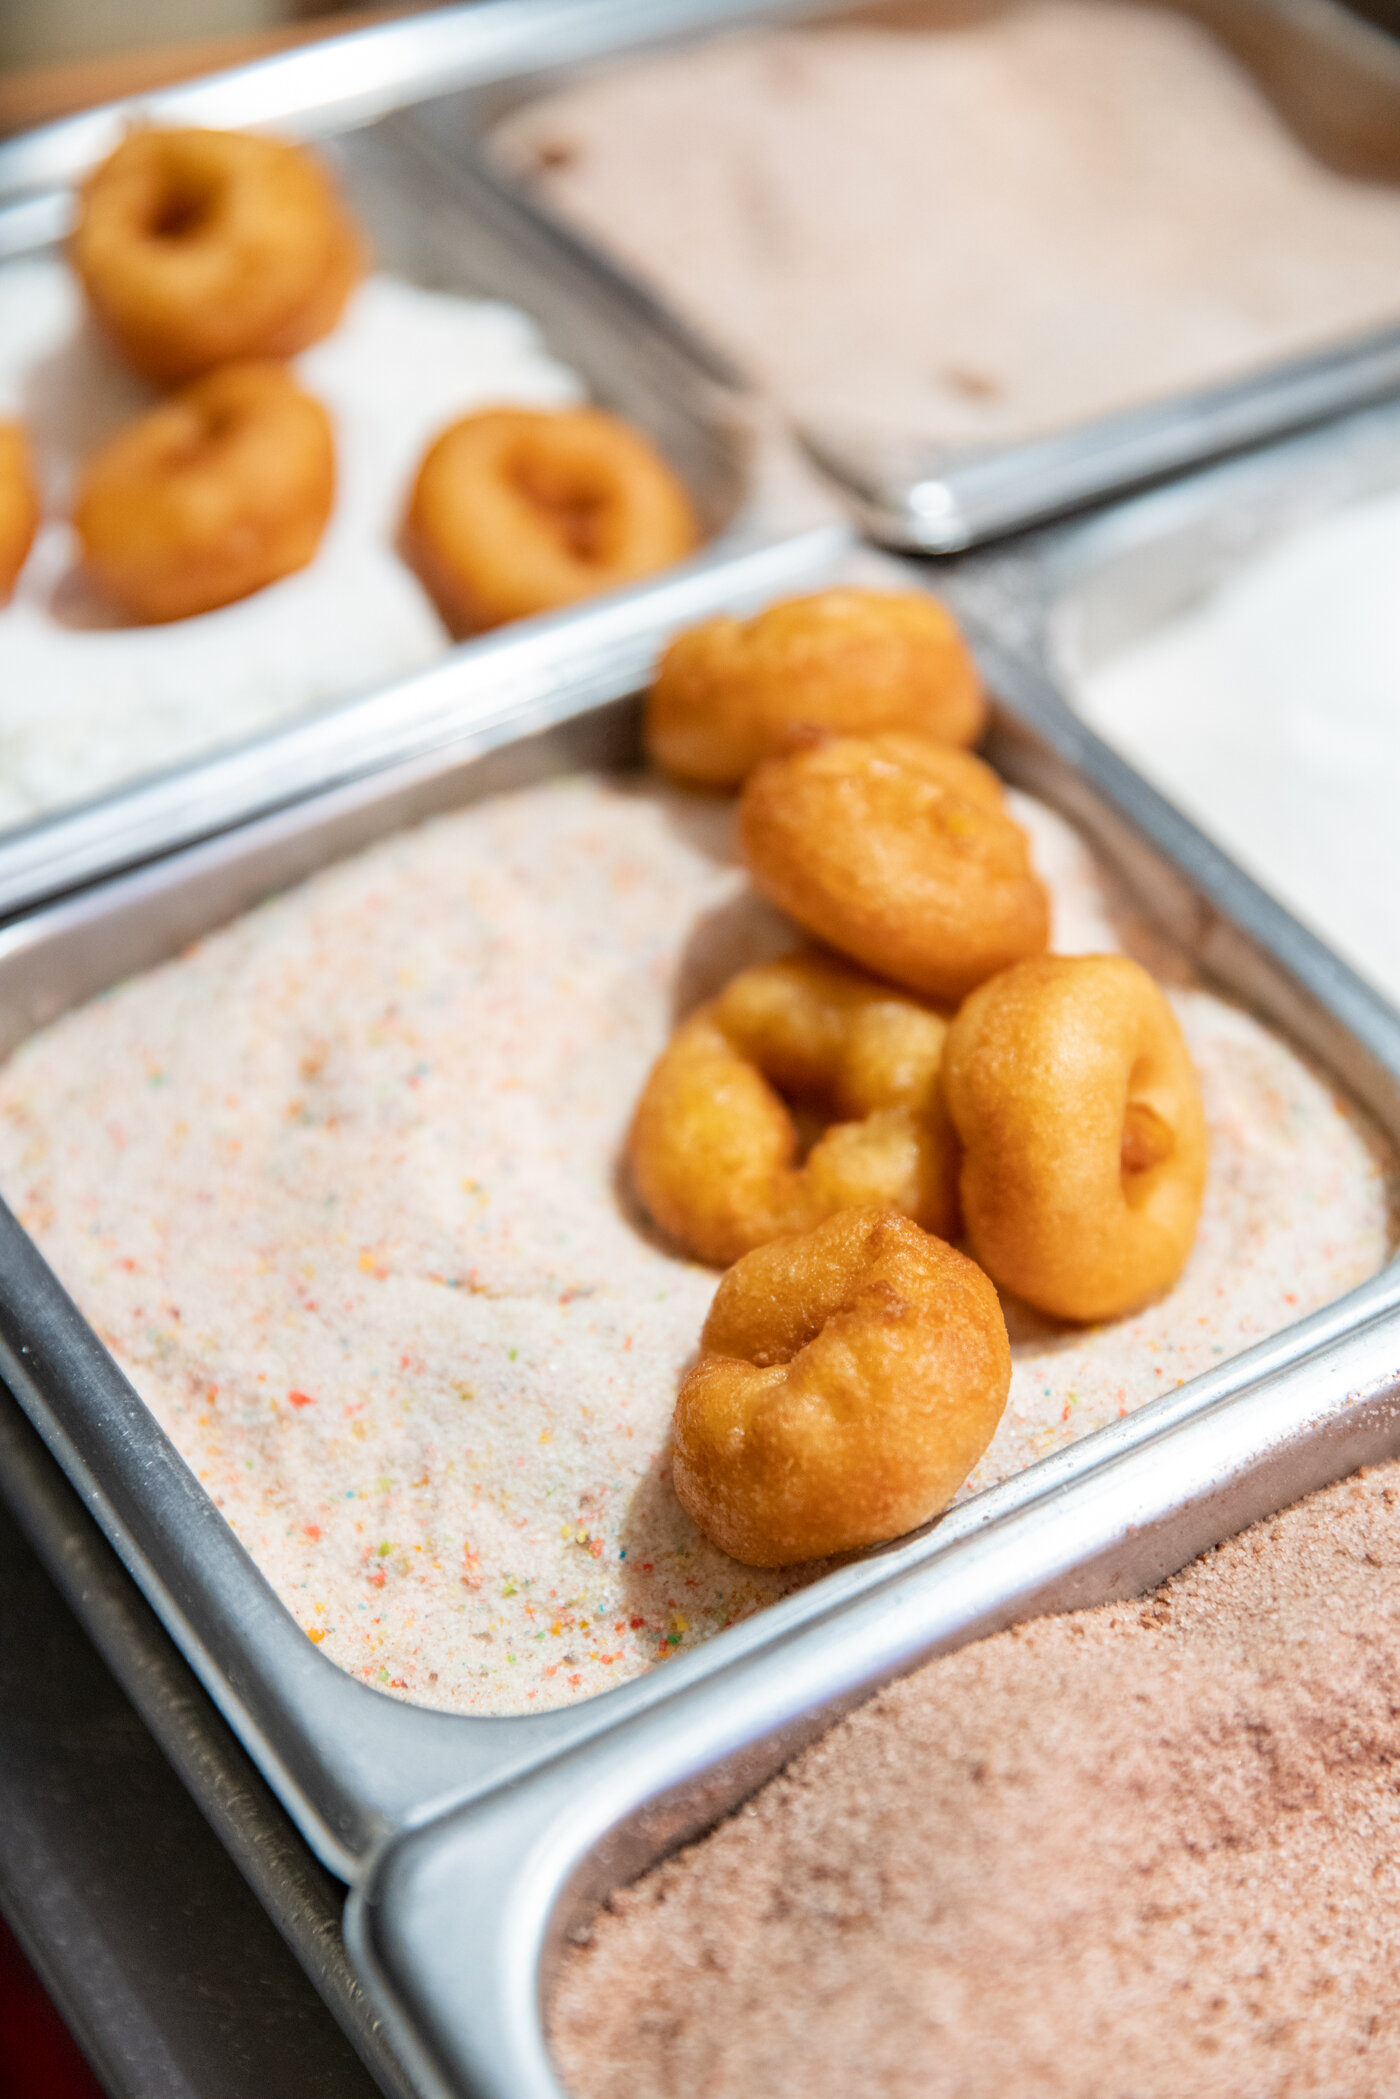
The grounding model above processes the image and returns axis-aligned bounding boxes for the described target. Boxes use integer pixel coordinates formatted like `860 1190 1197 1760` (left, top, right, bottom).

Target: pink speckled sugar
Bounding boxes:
0 773 1390 1715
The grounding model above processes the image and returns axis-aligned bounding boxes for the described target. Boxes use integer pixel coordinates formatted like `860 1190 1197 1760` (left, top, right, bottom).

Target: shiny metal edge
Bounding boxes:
0 524 853 927
348 1292 1400 2099
821 318 1400 553
2 419 1400 1892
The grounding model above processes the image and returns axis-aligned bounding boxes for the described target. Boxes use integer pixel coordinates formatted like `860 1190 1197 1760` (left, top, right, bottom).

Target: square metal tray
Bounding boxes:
0 38 849 922
440 0 1400 551
0 394 1399 1918
0 12 1396 2091
339 400 1400 2099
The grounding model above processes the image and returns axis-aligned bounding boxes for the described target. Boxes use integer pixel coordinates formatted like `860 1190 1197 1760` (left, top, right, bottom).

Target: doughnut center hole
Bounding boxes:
148 176 219 241
748 1053 843 1165
165 404 240 471
508 449 613 563
787 1100 829 1166
1122 1097 1174 1179
750 1304 828 1369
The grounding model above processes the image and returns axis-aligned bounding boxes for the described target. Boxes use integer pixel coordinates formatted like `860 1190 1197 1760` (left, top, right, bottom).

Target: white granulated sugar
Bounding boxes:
0 261 581 825
1075 484 1400 1008
492 0 1400 449
0 774 1390 1716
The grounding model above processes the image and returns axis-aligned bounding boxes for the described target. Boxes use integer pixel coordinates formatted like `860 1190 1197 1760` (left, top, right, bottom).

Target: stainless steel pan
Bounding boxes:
446 0 1400 550
341 402 1400 2099
0 401 1398 1907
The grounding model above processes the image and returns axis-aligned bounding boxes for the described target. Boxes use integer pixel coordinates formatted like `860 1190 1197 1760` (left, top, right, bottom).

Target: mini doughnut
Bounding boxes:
645 586 986 787
942 953 1208 1323
404 404 699 633
739 731 1050 1002
673 1205 1011 1566
72 127 363 384
0 422 39 602
628 950 959 1267
73 361 334 623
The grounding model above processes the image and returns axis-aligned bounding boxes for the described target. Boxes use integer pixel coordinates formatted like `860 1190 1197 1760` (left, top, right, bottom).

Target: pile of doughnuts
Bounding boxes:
628 585 1209 1568
1 125 696 625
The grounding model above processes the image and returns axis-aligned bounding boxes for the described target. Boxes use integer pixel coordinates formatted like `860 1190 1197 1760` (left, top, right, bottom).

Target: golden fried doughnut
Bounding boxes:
404 404 698 633
943 954 1208 1323
628 951 959 1267
73 361 334 623
673 1205 1010 1565
72 128 363 384
645 586 987 787
739 732 1050 1002
0 422 39 602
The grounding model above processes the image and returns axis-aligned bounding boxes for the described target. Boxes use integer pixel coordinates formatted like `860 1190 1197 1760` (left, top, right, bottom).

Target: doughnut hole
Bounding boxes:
72 128 364 384
943 953 1208 1324
739 732 1049 1001
673 1205 1011 1565
0 422 39 602
646 586 987 788
73 361 335 623
627 951 959 1267
404 405 698 634
1122 1091 1176 1183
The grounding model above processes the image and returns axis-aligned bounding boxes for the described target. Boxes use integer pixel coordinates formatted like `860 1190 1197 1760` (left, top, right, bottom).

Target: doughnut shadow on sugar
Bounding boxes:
667 886 802 1022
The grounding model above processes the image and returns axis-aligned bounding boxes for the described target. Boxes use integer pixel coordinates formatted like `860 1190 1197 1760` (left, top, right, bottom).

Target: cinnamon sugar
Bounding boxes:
553 1458 1400 2097
493 2 1400 452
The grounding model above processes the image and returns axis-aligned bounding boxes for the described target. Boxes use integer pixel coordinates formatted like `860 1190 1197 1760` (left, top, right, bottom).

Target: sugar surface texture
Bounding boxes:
1077 484 1400 1008
493 1 1400 450
0 774 1389 1715
0 261 580 825
552 1457 1400 2099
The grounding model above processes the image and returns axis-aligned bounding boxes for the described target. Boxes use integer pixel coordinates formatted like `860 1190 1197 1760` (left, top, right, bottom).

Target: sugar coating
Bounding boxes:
1077 484 1400 1007
0 774 1390 1716
0 261 580 825
493 1 1400 450
552 1458 1400 2099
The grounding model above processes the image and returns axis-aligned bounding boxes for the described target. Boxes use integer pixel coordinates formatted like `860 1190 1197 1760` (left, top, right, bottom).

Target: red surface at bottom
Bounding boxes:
0 1913 105 2099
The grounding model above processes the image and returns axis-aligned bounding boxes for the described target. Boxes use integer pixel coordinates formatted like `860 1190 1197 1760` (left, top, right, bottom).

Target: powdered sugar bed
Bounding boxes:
0 260 580 827
0 773 1390 1716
